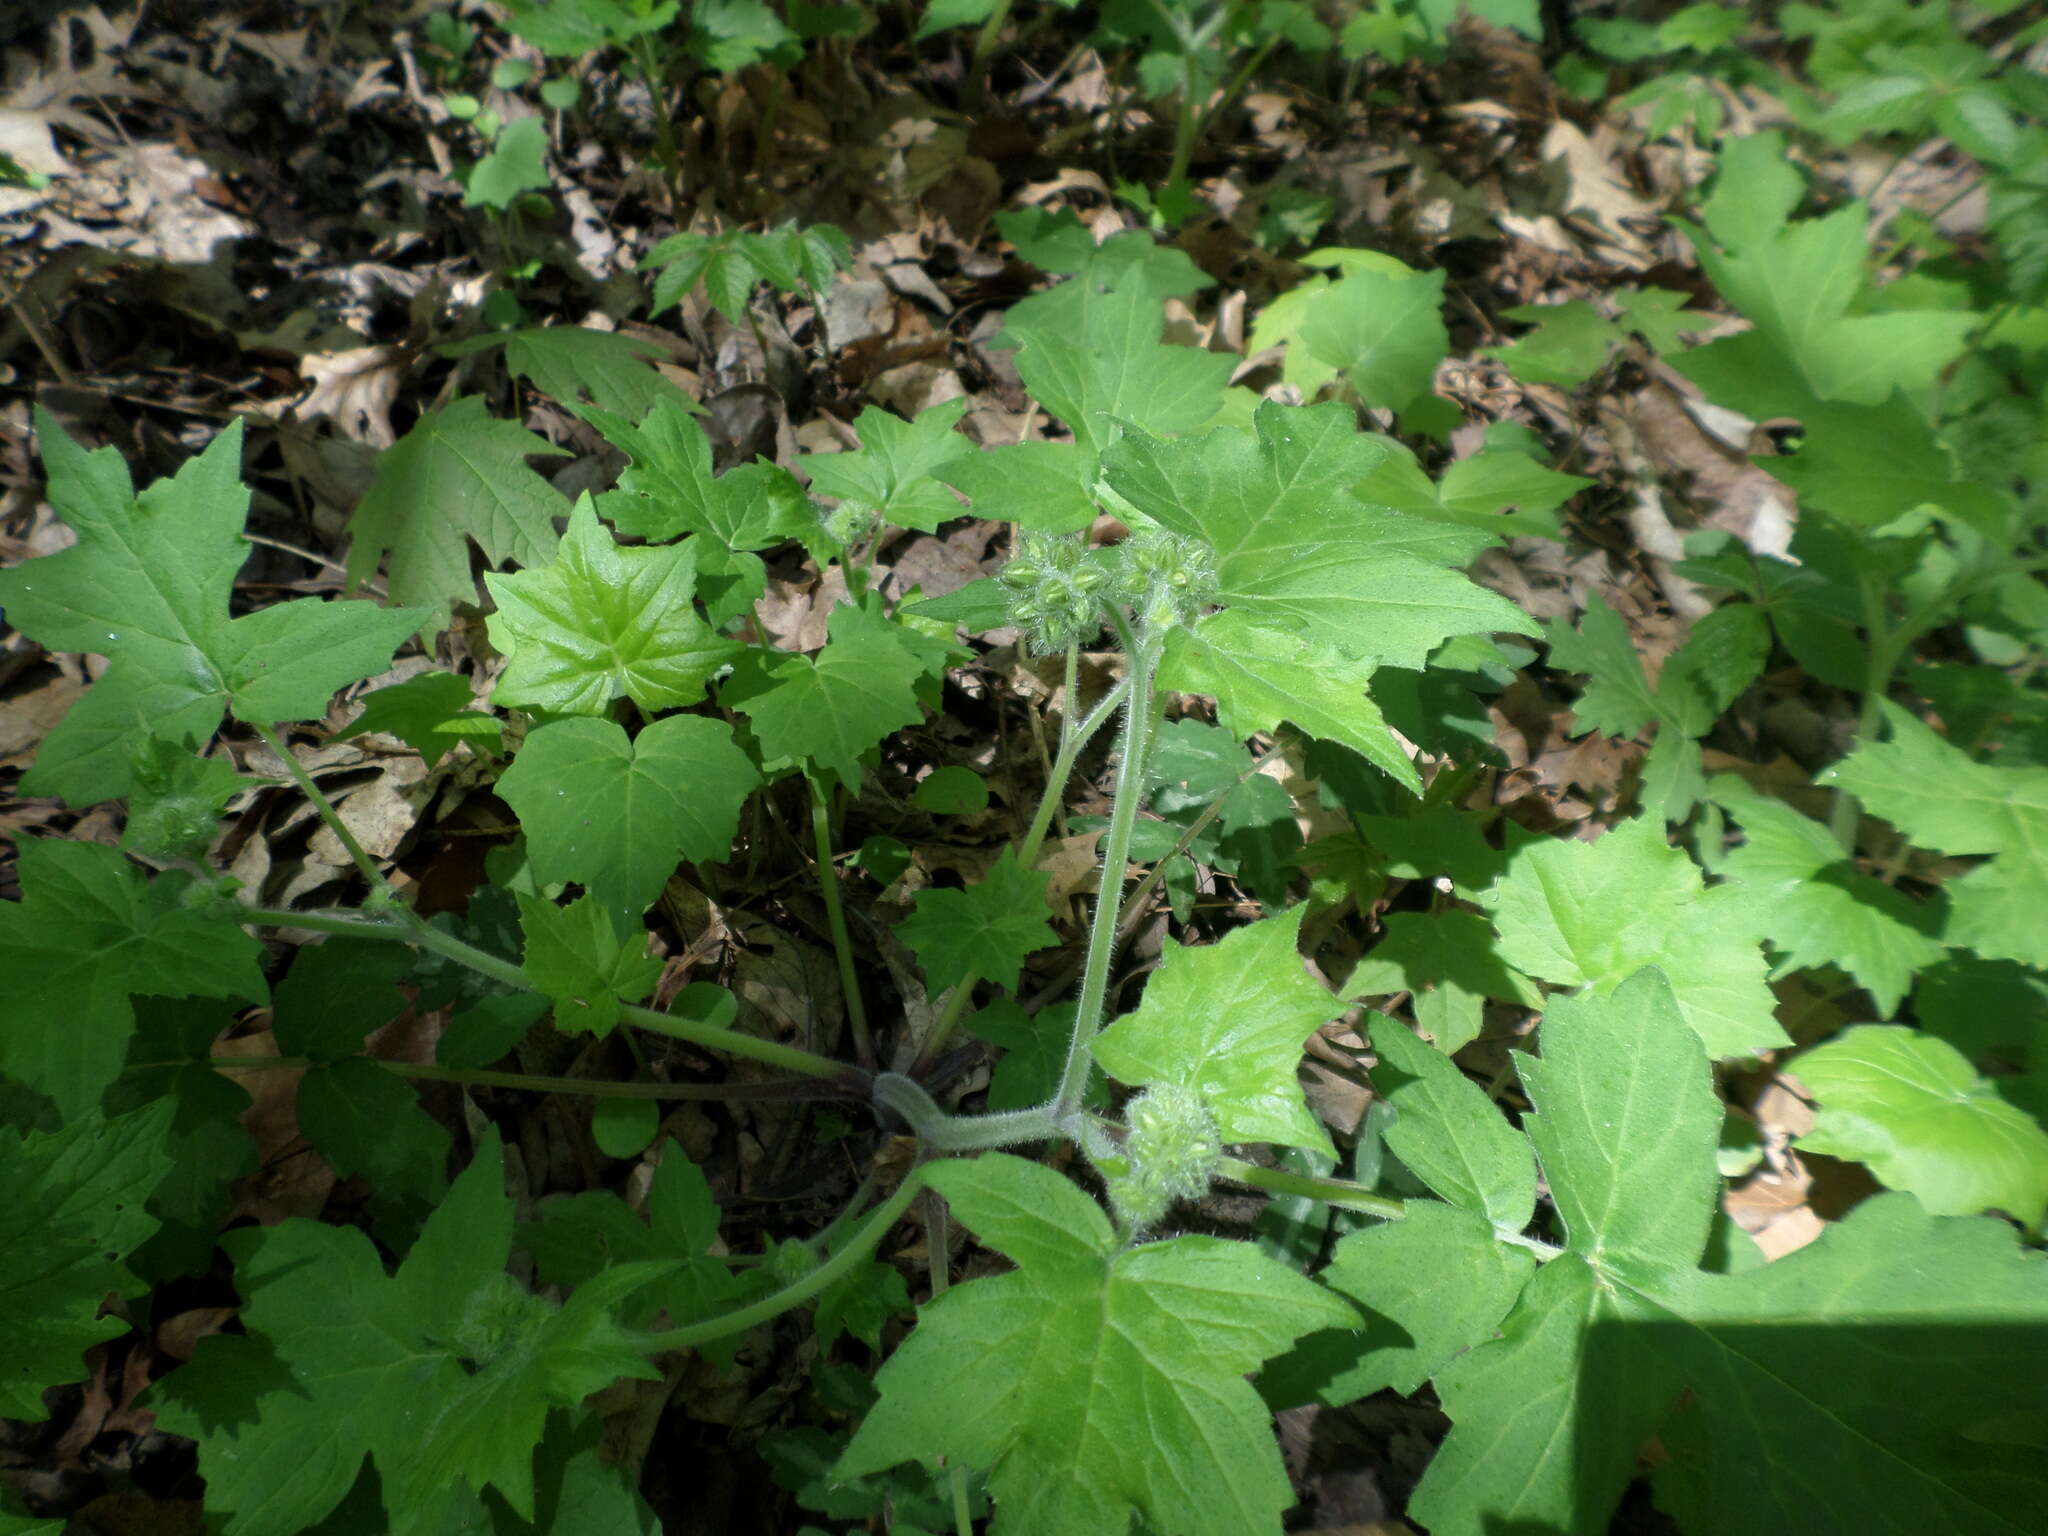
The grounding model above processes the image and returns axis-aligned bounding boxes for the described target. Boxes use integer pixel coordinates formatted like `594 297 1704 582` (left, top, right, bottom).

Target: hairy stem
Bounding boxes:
1215 1155 1407 1220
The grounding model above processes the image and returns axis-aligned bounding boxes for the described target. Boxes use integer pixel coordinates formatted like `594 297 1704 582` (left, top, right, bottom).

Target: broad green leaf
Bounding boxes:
1795 1025 2048 1226
1709 777 1942 1016
1412 1250 1678 1536
797 399 975 533
0 840 265 1118
484 326 697 419
1767 394 2008 533
297 1056 453 1206
1481 816 1787 1058
0 1100 176 1419
272 935 415 1061
1489 299 1621 387
1346 910 1544 1054
496 714 759 934
897 850 1055 994
347 395 567 637
1104 401 1537 669
1522 970 1723 1271
464 115 551 210
518 891 665 1035
1365 1014 1536 1230
1093 908 1340 1155
1434 449 1589 536
0 412 424 801
1278 1200 1536 1405
688 0 798 71
1820 700 2048 968
1158 608 1421 792
499 0 677 54
934 440 1101 534
723 602 926 785
1650 1194 2048 1536
838 1154 1357 1536
149 1131 668 1534
1007 282 1236 458
485 497 742 717
1297 264 1450 410
586 399 812 551
334 670 503 765
519 1149 742 1350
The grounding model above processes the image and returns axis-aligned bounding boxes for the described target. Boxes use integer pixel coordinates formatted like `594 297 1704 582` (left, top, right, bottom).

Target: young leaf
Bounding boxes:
1092 908 1341 1156
1365 1014 1536 1231
897 849 1057 995
1708 777 1942 1016
1480 815 1787 1058
496 714 759 934
1820 701 2048 967
148 1131 669 1534
0 840 266 1118
933 440 1101 534
1296 264 1450 411
1103 401 1538 669
723 602 926 785
518 891 668 1035
334 670 504 765
1157 608 1422 793
346 395 568 636
470 325 698 420
1 1100 176 1420
1795 1024 2048 1226
837 1154 1357 1536
797 399 976 533
0 413 425 801
1346 910 1544 1054
485 497 742 716
586 399 813 552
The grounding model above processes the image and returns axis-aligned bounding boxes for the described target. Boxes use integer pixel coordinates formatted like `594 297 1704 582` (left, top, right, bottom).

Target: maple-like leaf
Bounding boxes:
723 602 926 785
1364 1015 1536 1231
485 496 742 716
1103 401 1538 669
1820 700 2048 968
346 396 568 636
1296 264 1451 411
837 1154 1357 1536
797 399 975 533
1158 608 1421 792
517 892 666 1036
333 670 504 766
1092 908 1340 1155
0 412 425 802
1480 815 1787 1058
148 1131 669 1535
1 1100 176 1420
587 399 814 551
0 839 266 1118
1795 1024 2048 1227
495 714 759 933
441 325 697 420
897 850 1056 994
934 440 1101 534
1708 777 1942 1016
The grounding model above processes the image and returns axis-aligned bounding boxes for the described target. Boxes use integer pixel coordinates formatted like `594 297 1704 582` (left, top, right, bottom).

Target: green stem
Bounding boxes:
1215 1155 1406 1219
632 34 684 216
1053 617 1161 1120
873 1072 1062 1149
908 672 1133 1071
964 0 1016 106
250 722 401 906
170 1055 847 1100
810 774 874 1067
237 906 853 1082
639 1171 927 1352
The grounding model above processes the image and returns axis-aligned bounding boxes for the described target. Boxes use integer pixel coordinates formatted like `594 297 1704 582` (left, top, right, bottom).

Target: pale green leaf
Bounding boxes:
1297 264 1450 410
797 399 975 533
838 1154 1357 1536
1366 1014 1536 1230
1093 908 1340 1155
496 714 759 934
347 395 567 637
934 440 1101 534
485 497 742 716
1796 1025 2048 1226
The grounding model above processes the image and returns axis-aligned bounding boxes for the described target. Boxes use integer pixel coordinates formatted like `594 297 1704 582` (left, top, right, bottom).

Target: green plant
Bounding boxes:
7 99 2048 1536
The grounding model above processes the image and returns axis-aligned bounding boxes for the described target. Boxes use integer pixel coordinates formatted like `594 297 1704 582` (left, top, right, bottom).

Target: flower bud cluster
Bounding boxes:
820 500 879 550
1112 530 1217 632
1098 1081 1223 1233
997 532 1111 654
